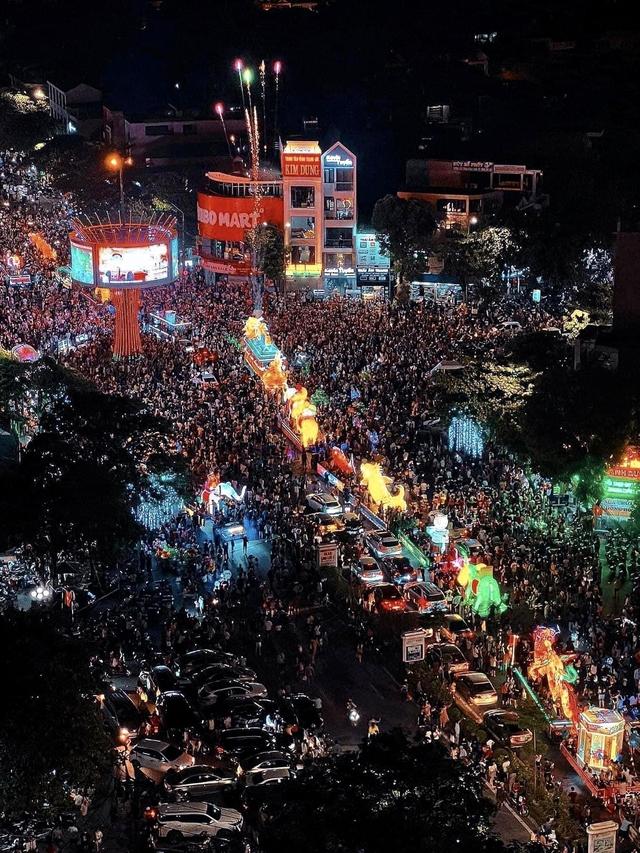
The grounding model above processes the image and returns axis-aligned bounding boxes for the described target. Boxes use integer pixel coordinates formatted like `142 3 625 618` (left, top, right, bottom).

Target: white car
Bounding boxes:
198 680 268 707
156 801 243 840
366 530 402 558
129 739 194 774
351 556 385 587
306 492 342 515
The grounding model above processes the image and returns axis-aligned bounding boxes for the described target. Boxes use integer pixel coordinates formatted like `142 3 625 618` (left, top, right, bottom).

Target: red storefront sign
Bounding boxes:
606 465 640 481
200 257 251 275
197 193 284 241
281 153 321 178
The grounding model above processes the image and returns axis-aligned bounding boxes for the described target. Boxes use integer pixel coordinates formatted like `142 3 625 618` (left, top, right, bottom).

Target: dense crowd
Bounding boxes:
4 151 640 851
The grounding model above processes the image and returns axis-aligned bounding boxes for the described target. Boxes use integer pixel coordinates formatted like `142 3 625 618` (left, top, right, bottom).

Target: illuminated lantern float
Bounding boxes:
576 708 624 772
69 216 179 357
242 316 320 449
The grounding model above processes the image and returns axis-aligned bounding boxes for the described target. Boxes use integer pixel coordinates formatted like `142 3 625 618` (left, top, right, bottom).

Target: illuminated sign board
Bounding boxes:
281 153 322 178
356 232 390 269
70 243 94 285
324 153 353 167
357 267 390 285
98 244 169 285
452 161 493 172
197 193 284 241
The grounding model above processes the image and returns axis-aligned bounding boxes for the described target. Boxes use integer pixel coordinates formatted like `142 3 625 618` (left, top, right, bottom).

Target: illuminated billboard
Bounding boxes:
197 193 284 241
98 244 169 285
70 243 94 285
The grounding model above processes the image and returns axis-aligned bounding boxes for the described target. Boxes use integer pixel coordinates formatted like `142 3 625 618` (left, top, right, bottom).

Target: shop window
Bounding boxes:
145 125 172 135
436 198 466 214
291 245 316 264
291 186 315 208
290 216 315 238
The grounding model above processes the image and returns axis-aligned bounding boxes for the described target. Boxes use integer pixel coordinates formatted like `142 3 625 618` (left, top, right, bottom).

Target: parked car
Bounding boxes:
178 650 241 678
156 802 243 841
211 728 277 757
244 767 292 787
379 556 419 586
440 613 475 643
482 710 533 749
453 672 499 718
156 691 200 731
138 665 194 700
351 556 385 587
306 492 342 515
102 687 147 737
198 681 268 707
129 739 194 774
236 750 292 778
340 512 363 538
191 663 257 687
403 581 447 614
425 643 469 675
315 513 346 541
366 530 402 558
164 765 237 800
372 583 407 613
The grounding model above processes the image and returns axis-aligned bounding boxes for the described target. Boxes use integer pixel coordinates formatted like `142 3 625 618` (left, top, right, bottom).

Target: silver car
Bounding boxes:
164 765 237 800
129 739 194 774
156 801 243 840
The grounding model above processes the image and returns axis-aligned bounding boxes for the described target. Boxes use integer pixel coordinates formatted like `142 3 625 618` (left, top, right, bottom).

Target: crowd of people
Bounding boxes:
4 149 640 850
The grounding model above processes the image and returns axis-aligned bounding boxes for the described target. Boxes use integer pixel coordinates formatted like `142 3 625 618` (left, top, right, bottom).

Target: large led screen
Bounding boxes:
70 243 95 285
98 243 169 285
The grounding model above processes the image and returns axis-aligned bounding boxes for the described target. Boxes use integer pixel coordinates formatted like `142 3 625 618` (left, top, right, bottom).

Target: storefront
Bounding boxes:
355 230 390 299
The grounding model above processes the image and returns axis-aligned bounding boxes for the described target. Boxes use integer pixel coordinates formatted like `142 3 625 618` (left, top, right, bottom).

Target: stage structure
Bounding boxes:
69 214 179 357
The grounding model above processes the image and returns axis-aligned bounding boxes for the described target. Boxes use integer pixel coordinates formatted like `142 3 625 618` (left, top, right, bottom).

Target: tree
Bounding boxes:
0 89 54 150
439 226 518 297
260 223 287 291
372 195 439 293
0 610 111 821
261 730 505 853
0 359 185 580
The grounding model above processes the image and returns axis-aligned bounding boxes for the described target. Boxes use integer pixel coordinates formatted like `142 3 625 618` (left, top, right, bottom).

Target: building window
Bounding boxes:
290 216 315 238
325 228 352 248
145 125 172 136
290 186 315 208
290 245 316 264
182 124 197 135
323 168 335 184
436 198 467 214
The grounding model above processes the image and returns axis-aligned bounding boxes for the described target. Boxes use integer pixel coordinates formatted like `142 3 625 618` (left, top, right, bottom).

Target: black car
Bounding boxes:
482 710 533 749
208 728 277 757
178 649 240 678
190 663 257 688
340 512 363 538
139 665 196 702
156 691 201 731
103 687 147 734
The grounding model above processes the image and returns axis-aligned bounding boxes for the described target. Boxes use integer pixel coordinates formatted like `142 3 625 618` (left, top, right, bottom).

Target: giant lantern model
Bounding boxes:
577 708 624 771
69 215 178 357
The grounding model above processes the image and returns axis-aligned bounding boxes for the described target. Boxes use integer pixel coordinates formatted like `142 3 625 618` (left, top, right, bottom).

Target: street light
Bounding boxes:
105 152 133 220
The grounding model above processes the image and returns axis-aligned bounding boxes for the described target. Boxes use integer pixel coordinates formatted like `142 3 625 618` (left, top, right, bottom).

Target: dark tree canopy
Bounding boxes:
261 730 505 853
372 195 438 288
0 611 111 821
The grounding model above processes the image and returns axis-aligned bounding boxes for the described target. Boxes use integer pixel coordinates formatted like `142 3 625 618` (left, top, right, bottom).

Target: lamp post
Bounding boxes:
105 153 133 221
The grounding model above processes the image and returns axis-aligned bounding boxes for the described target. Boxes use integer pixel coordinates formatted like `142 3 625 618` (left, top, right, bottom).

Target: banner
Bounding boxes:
281 153 321 179
197 193 284 241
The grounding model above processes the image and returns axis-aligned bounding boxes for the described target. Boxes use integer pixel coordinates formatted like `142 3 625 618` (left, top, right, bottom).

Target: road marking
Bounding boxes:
369 682 384 698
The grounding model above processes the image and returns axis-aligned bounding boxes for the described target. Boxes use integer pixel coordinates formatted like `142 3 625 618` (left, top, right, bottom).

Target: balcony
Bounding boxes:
324 209 354 221
324 237 353 249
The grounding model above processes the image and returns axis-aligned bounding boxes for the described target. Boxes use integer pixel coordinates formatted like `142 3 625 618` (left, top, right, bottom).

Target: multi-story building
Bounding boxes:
197 139 358 291
321 142 357 291
281 141 324 284
399 157 544 233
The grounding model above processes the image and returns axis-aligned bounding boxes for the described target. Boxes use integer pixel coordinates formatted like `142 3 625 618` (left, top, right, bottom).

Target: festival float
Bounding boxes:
510 627 640 798
594 446 640 531
242 316 320 451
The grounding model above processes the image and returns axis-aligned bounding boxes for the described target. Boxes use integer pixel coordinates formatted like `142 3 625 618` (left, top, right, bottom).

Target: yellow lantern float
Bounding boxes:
576 708 624 771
